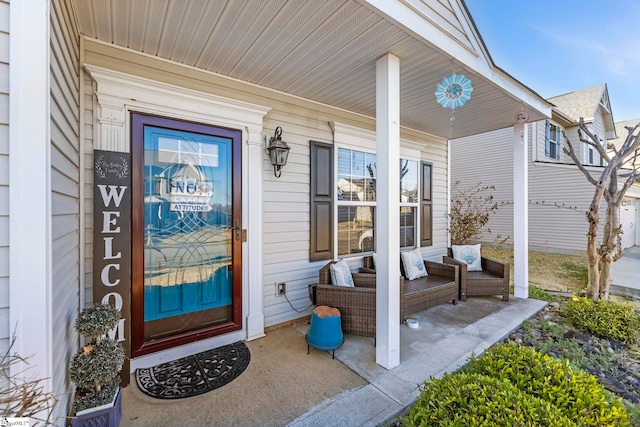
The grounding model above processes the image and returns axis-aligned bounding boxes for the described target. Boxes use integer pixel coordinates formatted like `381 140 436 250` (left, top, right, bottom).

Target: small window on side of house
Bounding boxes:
545 121 561 160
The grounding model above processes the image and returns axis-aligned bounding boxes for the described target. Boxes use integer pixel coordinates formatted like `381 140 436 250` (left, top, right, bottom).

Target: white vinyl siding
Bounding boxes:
83 40 450 329
450 128 514 245
262 114 336 327
0 0 8 355
51 0 81 419
452 123 607 255
583 109 607 166
528 162 603 253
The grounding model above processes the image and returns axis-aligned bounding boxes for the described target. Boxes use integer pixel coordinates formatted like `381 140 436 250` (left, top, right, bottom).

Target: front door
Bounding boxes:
131 113 242 357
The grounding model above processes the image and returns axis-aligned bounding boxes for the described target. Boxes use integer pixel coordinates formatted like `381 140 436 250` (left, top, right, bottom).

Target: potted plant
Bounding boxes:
70 303 125 427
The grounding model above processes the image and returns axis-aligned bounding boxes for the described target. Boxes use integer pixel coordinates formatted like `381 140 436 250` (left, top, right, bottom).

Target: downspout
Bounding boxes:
79 36 86 311
328 121 336 258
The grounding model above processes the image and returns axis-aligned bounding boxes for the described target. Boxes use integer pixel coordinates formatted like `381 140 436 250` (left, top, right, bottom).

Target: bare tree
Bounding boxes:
1 335 58 425
449 181 500 245
563 119 640 299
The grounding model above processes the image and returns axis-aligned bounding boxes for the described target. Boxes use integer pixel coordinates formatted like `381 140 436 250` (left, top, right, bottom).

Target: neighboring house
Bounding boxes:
6 1 550 422
452 84 640 255
610 119 640 251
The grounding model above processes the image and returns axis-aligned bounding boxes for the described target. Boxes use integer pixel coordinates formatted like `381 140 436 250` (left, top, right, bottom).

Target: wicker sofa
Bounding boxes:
314 258 458 339
443 248 510 301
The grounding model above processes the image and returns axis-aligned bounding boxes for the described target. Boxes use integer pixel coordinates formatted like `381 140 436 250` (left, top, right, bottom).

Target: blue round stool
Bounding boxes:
306 306 344 359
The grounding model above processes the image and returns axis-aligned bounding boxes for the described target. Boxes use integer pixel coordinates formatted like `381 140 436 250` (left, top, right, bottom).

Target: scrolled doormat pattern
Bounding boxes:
135 341 250 399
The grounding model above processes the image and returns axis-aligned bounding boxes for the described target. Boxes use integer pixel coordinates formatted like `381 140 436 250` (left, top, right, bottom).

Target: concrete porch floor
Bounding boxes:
120 296 546 427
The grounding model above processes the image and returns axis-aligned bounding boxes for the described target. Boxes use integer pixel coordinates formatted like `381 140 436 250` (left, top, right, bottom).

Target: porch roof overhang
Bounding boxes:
71 0 551 139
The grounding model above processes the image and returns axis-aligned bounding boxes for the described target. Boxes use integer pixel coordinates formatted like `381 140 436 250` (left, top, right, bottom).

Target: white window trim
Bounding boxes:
331 123 423 257
399 158 420 249
334 144 377 258
548 122 560 160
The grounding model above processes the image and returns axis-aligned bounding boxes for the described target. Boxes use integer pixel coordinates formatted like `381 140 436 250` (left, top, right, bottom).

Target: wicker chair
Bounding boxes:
314 258 458 340
443 248 510 301
314 261 379 339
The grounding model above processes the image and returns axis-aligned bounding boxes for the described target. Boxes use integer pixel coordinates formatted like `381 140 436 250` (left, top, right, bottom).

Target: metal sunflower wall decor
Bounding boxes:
434 73 473 109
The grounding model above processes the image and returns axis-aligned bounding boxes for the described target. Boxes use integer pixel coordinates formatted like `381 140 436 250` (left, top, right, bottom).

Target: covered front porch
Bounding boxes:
120 296 546 426
8 2 554 421
64 0 549 370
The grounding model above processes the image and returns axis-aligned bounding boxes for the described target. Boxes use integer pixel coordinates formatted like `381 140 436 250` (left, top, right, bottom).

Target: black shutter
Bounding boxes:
310 141 334 261
421 161 433 247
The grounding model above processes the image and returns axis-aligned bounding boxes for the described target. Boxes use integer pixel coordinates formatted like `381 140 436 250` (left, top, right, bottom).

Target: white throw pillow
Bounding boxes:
400 248 428 280
330 259 355 287
452 244 482 272
371 252 377 268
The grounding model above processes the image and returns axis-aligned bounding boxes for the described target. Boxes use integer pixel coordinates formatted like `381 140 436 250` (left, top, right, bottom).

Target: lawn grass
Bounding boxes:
482 247 640 309
481 246 588 294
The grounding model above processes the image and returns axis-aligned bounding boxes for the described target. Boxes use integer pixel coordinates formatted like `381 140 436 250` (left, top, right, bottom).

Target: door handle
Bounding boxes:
235 220 241 241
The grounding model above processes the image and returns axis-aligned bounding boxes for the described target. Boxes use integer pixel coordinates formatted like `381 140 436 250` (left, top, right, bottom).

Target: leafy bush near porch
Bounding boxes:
564 296 640 344
401 372 573 426
464 344 629 426
402 344 630 426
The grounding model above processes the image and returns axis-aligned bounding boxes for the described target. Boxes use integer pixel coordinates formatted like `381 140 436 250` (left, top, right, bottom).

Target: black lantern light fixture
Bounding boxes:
267 126 290 178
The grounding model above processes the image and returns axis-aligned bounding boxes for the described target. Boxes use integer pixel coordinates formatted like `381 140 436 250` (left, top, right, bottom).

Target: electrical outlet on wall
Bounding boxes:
276 282 286 296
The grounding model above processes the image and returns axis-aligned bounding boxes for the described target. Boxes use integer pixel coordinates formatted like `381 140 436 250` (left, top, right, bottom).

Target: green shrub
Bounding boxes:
401 372 573 426
464 344 630 426
528 287 554 302
564 297 640 344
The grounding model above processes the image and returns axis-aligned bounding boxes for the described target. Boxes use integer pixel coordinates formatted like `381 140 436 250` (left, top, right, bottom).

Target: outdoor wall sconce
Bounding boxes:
267 126 290 178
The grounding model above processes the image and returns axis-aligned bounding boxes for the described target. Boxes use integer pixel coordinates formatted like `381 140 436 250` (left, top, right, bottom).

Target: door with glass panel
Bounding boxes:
131 113 242 357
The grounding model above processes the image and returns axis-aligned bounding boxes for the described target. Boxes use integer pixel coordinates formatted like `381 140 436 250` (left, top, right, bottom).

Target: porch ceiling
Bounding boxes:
71 0 549 139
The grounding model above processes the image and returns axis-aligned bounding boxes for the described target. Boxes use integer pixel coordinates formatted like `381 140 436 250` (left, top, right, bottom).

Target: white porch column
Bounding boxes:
513 124 529 298
9 0 52 393
245 129 265 340
376 54 401 369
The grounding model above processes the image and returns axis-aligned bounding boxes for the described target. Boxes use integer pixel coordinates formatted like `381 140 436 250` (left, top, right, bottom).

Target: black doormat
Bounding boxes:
135 341 250 399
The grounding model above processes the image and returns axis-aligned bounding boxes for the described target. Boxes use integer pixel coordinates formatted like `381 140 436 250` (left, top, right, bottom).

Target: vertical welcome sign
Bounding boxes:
93 150 131 386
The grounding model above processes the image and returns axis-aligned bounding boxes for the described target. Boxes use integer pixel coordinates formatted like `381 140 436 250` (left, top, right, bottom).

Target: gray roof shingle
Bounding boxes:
547 84 606 122
610 119 640 150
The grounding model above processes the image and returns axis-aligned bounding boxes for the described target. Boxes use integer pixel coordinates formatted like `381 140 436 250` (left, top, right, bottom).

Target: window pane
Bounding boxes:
365 177 376 201
351 150 365 177
338 149 377 202
337 206 375 256
338 148 351 176
400 206 415 248
400 159 418 203
365 153 377 178
550 124 558 143
337 176 354 201
200 143 219 167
